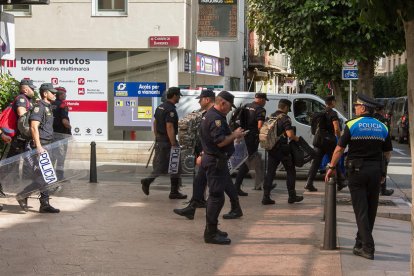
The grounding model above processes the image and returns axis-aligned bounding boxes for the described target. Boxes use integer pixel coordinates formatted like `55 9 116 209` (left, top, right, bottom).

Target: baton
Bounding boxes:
146 142 156 168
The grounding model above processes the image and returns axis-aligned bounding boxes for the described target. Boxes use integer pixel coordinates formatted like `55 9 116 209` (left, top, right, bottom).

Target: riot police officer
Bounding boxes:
141 87 187 199
373 103 394 196
201 91 245 245
326 94 393 260
233 92 267 195
262 99 303 205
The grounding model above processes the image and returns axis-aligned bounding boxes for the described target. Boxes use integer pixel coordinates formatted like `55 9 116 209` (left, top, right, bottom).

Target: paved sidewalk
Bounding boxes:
0 170 410 275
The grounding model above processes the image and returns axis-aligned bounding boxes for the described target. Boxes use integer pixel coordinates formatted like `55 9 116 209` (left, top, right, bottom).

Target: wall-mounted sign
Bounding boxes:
198 0 238 41
113 82 166 127
148 36 179 47
7 50 108 141
196 53 224 76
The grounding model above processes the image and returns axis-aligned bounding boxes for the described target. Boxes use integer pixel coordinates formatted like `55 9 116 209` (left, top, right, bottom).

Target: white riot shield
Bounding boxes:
228 139 249 174
0 134 87 199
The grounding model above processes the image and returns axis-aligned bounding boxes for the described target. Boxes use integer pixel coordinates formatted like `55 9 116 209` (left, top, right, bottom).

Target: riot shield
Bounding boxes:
0 134 87 199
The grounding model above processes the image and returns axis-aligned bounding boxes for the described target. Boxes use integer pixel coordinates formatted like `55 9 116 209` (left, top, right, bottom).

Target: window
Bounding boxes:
1 4 31 16
293 99 325 126
92 0 127 16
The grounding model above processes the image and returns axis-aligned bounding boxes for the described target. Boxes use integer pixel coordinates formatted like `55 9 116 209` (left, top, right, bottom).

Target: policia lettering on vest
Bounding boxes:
325 94 393 260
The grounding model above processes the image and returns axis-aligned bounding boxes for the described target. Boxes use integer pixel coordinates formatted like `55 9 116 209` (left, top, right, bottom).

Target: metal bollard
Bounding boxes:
323 179 329 221
89 141 97 183
323 177 337 250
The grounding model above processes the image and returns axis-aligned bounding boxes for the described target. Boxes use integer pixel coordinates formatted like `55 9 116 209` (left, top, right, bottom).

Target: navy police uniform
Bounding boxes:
16 83 60 213
306 96 345 191
335 94 392 259
173 90 242 220
234 93 267 193
141 87 186 199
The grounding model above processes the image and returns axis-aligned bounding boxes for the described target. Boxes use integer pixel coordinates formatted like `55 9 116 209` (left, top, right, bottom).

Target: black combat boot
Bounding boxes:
141 177 155 195
223 199 243 219
304 182 318 192
204 225 231 245
235 182 248 196
16 197 29 212
353 247 374 260
262 187 275 205
39 197 60 213
288 190 304 204
169 178 187 199
380 183 394 196
173 200 197 220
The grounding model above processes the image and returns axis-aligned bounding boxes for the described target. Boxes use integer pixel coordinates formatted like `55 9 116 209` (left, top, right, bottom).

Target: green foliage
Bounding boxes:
0 73 19 111
373 64 408 98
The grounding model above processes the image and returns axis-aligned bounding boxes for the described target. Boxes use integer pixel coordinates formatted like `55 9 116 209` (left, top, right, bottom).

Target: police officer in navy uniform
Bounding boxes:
173 89 244 221
305 95 345 192
262 99 304 205
141 87 187 199
201 91 245 244
325 94 392 260
52 86 72 180
16 83 60 213
373 103 394 196
233 92 267 195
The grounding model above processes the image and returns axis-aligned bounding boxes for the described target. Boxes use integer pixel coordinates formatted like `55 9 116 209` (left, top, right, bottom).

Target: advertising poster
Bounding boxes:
113 81 166 127
7 51 108 141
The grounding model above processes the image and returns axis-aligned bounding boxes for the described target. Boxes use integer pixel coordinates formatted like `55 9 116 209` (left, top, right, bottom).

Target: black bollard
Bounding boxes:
323 180 329 221
323 177 337 250
89 141 97 183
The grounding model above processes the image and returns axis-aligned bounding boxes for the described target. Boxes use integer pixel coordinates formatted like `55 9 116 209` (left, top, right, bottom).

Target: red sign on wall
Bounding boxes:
149 36 179 47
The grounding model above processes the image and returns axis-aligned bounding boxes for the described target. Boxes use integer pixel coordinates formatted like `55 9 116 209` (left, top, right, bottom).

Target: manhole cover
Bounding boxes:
336 198 396 206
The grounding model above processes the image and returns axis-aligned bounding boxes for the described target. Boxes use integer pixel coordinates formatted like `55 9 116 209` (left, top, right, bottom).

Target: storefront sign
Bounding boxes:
196 53 224 76
149 36 179 47
8 51 108 141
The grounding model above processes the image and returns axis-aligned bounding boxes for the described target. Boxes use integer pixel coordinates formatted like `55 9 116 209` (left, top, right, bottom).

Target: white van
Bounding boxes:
177 90 347 147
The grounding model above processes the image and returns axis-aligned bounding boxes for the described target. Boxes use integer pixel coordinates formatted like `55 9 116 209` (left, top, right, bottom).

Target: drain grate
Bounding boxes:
336 198 396 206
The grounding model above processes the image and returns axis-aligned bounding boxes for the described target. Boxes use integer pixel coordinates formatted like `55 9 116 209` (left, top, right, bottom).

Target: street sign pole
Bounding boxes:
349 80 352 119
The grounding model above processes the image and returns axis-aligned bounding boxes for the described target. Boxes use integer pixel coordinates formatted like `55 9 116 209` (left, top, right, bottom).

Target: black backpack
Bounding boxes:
229 104 247 131
310 111 328 135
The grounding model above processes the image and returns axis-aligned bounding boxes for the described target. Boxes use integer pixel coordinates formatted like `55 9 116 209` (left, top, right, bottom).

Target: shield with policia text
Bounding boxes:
0 134 87 200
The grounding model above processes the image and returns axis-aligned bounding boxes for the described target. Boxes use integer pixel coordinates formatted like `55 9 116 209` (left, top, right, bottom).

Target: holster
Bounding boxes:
345 158 363 173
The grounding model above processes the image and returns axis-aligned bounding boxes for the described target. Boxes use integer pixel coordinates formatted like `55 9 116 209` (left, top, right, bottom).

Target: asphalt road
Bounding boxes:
388 140 412 203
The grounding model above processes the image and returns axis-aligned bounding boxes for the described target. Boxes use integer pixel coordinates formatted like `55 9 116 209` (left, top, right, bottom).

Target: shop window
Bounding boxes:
92 0 127 16
1 5 31 16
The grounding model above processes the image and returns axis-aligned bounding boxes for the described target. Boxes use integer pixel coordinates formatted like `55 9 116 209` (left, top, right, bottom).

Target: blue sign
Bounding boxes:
342 69 358 80
114 82 166 97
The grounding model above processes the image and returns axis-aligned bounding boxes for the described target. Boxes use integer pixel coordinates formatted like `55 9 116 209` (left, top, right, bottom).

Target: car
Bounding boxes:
389 96 409 143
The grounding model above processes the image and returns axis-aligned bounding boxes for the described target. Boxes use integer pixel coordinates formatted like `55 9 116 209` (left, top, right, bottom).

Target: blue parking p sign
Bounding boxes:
342 69 358 80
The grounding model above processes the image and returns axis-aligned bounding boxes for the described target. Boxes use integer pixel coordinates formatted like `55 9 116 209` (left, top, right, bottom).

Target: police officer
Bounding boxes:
233 92 267 195
173 90 244 221
325 94 392 260
141 87 187 199
373 103 394 196
201 91 245 244
52 86 72 180
305 95 345 192
16 83 60 213
262 99 303 205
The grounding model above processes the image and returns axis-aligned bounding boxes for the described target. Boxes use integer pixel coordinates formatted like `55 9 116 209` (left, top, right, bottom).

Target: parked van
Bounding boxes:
177 90 347 147
390 96 409 143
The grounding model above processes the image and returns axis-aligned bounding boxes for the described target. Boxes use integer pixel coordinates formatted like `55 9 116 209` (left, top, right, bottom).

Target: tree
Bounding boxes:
355 0 414 271
248 0 405 100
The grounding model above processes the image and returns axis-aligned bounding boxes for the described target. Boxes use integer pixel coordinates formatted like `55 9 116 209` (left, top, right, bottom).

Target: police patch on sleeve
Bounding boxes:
215 120 221 127
34 107 40 113
19 98 25 103
170 112 175 117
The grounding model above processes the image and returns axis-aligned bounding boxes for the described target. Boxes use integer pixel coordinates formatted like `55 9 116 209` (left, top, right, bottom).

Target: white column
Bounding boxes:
168 49 179 87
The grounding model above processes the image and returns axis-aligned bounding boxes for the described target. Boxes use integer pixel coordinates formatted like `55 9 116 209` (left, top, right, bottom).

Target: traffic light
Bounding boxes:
0 0 49 4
